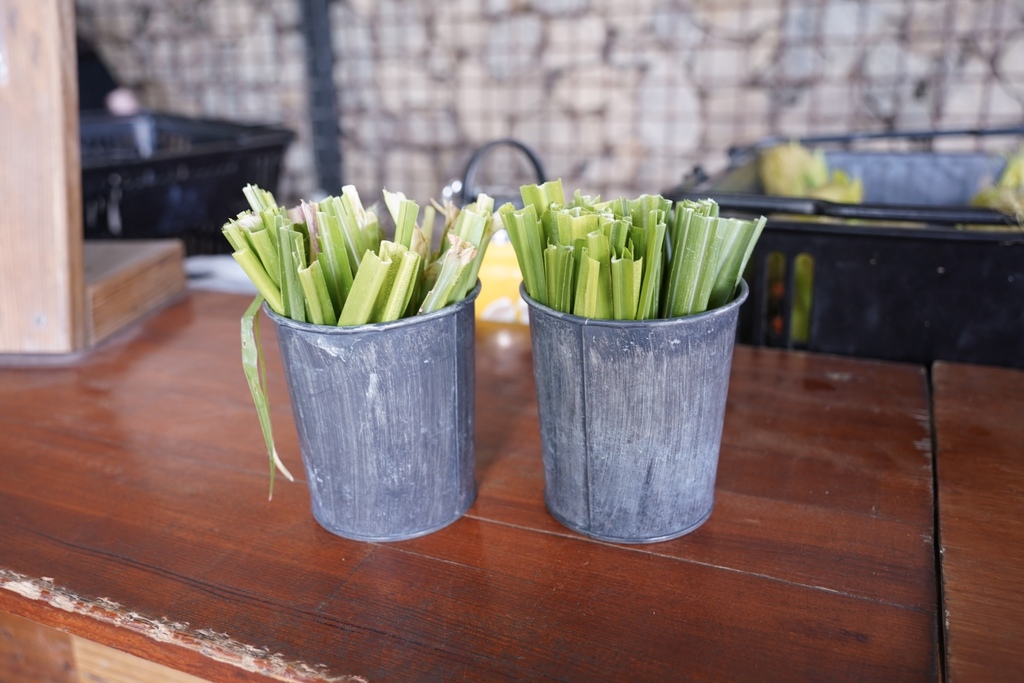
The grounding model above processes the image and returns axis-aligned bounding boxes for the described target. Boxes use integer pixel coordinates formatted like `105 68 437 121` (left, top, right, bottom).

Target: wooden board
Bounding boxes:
84 240 187 345
933 361 1024 682
73 636 213 683
0 611 211 683
0 610 76 683
0 0 85 353
0 292 939 681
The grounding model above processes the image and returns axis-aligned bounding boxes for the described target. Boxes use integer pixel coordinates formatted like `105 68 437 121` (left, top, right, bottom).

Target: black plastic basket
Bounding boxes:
80 112 294 255
665 125 1024 369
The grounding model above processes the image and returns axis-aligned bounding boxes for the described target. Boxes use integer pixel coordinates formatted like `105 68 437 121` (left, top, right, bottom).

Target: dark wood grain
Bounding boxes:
933 361 1024 683
474 325 937 607
0 291 939 681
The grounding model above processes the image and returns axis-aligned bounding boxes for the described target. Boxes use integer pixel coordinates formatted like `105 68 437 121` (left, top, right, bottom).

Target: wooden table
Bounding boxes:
933 362 1024 682
0 291 943 681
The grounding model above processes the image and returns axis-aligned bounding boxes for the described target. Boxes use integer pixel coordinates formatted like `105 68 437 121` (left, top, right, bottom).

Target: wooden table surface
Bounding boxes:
0 291 941 682
933 361 1024 683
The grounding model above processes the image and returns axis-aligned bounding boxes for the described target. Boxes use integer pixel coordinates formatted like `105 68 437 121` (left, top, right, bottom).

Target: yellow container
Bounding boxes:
475 230 528 324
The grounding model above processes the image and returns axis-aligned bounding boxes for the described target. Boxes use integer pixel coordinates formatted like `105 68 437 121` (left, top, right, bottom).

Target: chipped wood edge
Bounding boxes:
0 569 367 683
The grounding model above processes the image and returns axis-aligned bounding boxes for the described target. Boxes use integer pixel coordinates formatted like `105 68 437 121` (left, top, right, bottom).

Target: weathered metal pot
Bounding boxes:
522 281 748 544
265 284 479 542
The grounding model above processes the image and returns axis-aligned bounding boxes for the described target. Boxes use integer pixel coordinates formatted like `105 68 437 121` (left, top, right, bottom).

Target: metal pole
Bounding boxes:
299 0 343 194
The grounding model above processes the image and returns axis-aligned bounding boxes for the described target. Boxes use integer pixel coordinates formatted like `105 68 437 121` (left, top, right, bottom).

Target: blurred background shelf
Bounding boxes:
81 112 294 256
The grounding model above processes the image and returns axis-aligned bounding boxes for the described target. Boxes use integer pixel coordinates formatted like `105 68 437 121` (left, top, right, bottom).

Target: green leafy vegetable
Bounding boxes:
223 184 495 495
500 180 765 320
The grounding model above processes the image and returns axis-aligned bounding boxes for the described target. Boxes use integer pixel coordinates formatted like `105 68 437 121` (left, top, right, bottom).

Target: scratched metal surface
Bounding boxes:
269 286 479 542
525 283 747 543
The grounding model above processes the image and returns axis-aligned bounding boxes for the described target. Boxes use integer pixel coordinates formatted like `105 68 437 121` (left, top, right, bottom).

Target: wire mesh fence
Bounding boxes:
76 0 1024 206
330 0 1024 203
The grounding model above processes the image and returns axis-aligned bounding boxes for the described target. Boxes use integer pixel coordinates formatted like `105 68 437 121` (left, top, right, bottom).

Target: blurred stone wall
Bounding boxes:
75 0 316 204
78 0 1024 206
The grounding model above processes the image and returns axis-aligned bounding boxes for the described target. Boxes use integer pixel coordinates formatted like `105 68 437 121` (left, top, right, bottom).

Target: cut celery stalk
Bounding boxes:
544 243 576 313
606 217 629 256
368 241 406 323
377 250 421 322
707 215 767 309
222 223 250 253
668 214 724 317
636 220 666 320
455 203 488 248
259 207 279 236
299 200 321 259
231 248 284 315
499 203 547 305
278 226 307 322
384 190 419 250
663 205 695 317
326 186 382 269
420 235 476 314
555 210 600 247
573 252 602 318
706 218 751 310
247 227 281 287
586 231 613 319
611 254 642 320
315 211 352 313
323 195 361 269
521 179 566 219
454 199 495 302
420 204 436 257
243 184 277 213
298 260 337 326
405 226 431 316
338 250 392 326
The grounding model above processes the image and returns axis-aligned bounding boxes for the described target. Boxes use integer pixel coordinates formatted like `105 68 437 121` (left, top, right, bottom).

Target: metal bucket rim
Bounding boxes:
264 280 481 334
519 279 748 328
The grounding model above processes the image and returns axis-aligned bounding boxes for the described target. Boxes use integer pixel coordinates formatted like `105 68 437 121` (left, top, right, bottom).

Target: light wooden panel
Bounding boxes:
0 610 214 683
73 636 212 683
0 610 76 683
0 0 86 353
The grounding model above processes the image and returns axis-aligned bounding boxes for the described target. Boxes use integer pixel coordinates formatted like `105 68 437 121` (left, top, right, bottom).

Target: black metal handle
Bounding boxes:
460 138 546 205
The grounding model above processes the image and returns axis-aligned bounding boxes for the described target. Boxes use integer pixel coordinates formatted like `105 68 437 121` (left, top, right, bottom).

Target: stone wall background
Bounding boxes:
77 0 1024 206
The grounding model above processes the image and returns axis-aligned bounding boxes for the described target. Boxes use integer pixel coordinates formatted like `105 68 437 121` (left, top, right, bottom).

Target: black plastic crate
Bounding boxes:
81 112 294 255
666 126 1024 369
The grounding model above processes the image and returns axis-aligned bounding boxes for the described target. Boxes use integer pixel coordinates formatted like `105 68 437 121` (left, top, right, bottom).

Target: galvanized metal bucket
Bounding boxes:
523 281 748 544
266 284 479 542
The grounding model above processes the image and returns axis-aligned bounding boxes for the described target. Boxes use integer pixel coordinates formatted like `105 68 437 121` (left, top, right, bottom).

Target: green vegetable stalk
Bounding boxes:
224 184 494 496
501 180 765 321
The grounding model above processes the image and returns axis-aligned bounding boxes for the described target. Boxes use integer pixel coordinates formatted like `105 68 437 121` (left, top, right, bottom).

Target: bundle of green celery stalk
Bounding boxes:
223 184 495 326
499 180 765 320
222 184 496 497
